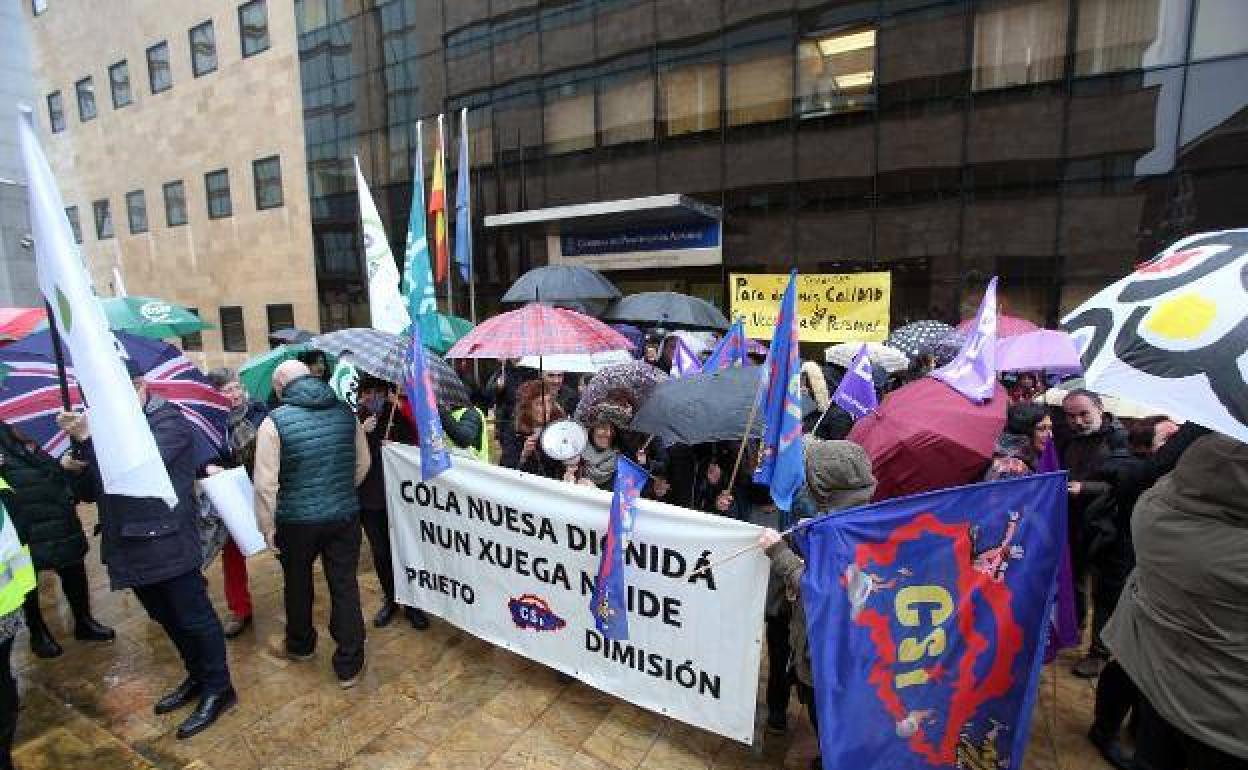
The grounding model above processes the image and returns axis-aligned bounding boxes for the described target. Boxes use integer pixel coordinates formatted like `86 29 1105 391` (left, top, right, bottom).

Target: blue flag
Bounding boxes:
752 271 805 511
701 319 748 374
795 473 1067 770
402 121 440 347
453 107 472 283
832 343 879 420
403 336 451 480
589 456 647 641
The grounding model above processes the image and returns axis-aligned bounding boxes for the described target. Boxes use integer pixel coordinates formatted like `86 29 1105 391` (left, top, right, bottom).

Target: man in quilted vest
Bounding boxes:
252 360 371 688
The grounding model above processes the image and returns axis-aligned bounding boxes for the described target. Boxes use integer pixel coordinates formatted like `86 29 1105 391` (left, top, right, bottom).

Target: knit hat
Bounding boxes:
803 438 877 511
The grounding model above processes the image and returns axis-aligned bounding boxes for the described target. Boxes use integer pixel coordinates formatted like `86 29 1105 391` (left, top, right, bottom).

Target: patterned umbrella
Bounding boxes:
501 265 621 303
884 320 955 360
1061 228 1248 442
268 328 315 345
0 308 46 343
573 361 669 425
308 328 469 406
0 331 228 464
824 341 910 373
445 304 634 359
924 330 966 367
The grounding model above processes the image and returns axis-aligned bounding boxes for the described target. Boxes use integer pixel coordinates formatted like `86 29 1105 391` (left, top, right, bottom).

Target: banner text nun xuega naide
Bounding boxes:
383 443 769 743
732 271 891 343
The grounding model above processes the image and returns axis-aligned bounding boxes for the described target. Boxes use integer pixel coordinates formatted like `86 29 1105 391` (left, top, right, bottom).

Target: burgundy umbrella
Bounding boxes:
848 377 1006 502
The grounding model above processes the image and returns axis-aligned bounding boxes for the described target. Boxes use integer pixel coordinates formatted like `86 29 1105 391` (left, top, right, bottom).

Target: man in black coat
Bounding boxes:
57 361 235 739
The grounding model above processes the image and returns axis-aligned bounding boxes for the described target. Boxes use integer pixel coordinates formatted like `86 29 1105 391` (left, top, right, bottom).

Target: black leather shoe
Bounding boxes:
29 624 63 659
373 602 397 628
154 678 202 715
73 616 116 642
1088 727 1133 770
175 688 236 740
405 607 430 631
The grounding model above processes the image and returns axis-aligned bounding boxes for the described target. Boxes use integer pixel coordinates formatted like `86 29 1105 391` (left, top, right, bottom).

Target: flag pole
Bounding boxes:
44 300 73 410
438 113 453 317
725 372 766 494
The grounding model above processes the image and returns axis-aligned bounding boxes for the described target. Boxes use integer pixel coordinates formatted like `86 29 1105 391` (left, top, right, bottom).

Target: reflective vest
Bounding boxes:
0 479 37 616
451 407 490 463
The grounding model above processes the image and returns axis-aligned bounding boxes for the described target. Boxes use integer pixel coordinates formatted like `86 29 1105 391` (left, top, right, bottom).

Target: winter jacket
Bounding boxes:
440 405 486 458
357 401 412 512
1103 433 1248 760
0 423 87 570
499 429 566 480
82 396 203 590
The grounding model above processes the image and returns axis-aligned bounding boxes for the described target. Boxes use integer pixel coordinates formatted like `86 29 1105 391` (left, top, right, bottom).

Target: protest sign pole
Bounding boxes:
724 371 766 492
44 300 72 410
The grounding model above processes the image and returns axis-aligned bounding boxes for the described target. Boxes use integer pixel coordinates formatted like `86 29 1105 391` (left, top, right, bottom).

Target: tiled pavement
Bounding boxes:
11 508 1113 770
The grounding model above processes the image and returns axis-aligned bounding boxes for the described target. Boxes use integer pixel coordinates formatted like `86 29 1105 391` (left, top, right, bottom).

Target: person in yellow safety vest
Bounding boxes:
439 403 489 462
1 479 38 769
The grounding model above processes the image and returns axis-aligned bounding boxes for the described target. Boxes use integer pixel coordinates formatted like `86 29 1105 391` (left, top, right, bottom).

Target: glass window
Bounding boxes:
219 306 246 352
190 20 218 77
659 58 721 137
266 303 294 336
972 0 1068 91
181 307 203 351
205 169 232 219
125 190 147 233
163 180 187 226
295 0 328 34
239 0 270 56
75 77 96 121
92 199 113 239
147 42 172 93
798 27 876 117
64 206 82 244
32 0 47 15
543 74 595 154
727 40 792 127
109 61 132 108
600 67 655 146
46 91 64 133
1191 0 1248 59
1075 0 1189 74
253 155 283 209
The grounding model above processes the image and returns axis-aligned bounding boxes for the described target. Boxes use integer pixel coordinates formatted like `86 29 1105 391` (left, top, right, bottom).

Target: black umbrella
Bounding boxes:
269 327 315 345
603 292 730 331
630 366 766 445
501 265 621 303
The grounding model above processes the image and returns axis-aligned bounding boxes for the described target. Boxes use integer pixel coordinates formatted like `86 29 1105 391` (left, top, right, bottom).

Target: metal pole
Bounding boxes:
439 113 453 317
44 300 73 410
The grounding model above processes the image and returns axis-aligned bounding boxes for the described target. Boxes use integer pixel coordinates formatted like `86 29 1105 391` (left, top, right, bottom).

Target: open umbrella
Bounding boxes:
405 312 474 355
268 328 315 345
824 341 909 373
603 292 730 331
996 329 1082 374
1061 228 1248 443
445 303 633 359
848 377 1006 501
630 366 766 446
501 265 621 304
574 361 669 425
308 328 469 406
959 313 1038 338
239 342 310 402
97 297 212 339
0 331 228 463
884 320 955 360
0 308 46 343
517 351 634 374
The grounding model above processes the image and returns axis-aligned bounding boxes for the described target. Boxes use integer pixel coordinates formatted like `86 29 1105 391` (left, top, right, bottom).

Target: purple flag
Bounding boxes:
933 277 998 403
403 336 452 480
590 456 647 641
1038 439 1078 661
668 336 701 378
832 343 879 420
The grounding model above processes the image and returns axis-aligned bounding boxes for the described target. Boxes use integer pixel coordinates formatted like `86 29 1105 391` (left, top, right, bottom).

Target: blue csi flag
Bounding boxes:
752 271 805 511
402 336 452 480
453 107 472 283
832 344 879 420
701 318 748 374
794 473 1067 770
589 456 647 641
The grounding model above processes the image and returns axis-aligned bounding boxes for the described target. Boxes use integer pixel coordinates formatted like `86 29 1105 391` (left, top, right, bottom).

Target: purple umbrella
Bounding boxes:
996 329 1083 375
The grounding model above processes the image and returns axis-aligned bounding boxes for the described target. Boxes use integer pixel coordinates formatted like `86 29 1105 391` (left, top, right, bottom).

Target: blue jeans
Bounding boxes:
133 570 231 694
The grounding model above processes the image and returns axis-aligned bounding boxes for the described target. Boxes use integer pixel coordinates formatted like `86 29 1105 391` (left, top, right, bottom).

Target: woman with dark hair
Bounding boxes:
499 380 567 479
569 422 620 490
0 421 113 659
984 403 1054 480
1006 402 1054 456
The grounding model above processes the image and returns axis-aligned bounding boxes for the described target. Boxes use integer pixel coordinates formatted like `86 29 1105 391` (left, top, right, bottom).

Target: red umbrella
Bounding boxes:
848 377 1006 502
445 303 634 359
957 313 1038 338
0 308 47 344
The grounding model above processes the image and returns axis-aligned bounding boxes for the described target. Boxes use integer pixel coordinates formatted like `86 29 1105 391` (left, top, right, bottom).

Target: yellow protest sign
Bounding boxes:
730 272 891 343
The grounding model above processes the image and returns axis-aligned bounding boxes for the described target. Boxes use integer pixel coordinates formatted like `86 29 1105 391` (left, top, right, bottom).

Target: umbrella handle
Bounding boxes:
383 398 398 442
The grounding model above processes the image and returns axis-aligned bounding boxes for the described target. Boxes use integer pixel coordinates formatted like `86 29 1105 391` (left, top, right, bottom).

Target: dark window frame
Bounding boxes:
65 206 82 244
181 307 204 351
108 60 132 108
266 303 295 336
125 190 147 234
92 198 113 240
252 155 284 209
219 306 247 352
147 41 172 94
204 169 233 219
46 91 65 132
74 76 96 121
163 180 188 226
238 0 271 57
189 20 218 77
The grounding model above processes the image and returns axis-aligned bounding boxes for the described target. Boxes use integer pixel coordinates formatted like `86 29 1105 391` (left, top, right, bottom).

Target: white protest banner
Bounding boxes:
383 443 768 743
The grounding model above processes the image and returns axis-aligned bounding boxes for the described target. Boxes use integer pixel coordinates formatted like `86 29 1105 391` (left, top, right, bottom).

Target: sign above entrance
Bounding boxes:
553 222 722 271
731 271 891 343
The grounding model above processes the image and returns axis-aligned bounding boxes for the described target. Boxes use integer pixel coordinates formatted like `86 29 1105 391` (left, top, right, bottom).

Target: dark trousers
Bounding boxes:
1134 693 1248 770
132 570 230 695
1 637 16 770
276 515 366 680
1089 546 1133 657
796 680 820 736
764 613 792 723
1092 660 1137 739
22 561 92 629
359 508 394 603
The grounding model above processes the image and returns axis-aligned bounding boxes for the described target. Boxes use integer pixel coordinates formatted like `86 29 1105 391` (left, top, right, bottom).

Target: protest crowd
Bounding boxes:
2 113 1246 770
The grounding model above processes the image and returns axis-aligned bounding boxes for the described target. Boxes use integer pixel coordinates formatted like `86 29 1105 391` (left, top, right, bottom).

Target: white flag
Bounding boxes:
354 156 410 334
17 107 176 507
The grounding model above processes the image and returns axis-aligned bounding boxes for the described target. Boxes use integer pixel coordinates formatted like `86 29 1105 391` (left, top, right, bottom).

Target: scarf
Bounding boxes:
579 443 618 487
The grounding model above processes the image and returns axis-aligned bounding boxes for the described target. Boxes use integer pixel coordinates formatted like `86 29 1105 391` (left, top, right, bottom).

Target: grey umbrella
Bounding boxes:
501 265 621 304
602 292 730 331
308 328 470 406
630 365 766 446
268 327 314 345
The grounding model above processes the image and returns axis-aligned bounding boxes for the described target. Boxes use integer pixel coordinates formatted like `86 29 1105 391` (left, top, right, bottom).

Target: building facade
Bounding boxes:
1 0 39 307
296 0 1248 332
24 0 318 366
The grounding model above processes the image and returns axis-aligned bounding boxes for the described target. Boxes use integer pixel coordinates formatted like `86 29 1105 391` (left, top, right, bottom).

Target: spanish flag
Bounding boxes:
429 114 449 283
